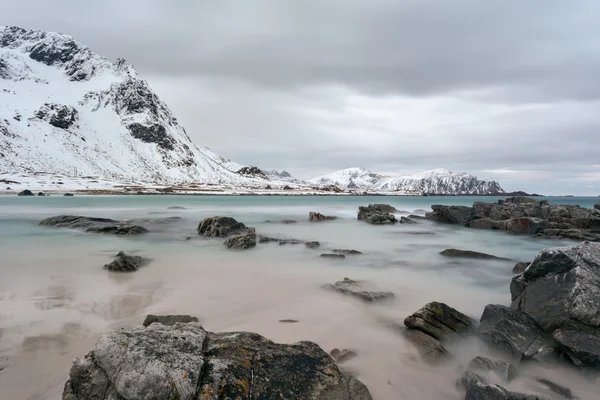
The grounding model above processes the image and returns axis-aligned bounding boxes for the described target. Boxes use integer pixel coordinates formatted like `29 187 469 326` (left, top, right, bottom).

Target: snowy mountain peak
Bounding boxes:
308 167 384 189
0 26 281 187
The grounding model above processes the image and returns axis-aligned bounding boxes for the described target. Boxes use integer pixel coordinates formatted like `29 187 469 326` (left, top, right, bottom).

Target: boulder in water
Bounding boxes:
309 211 338 222
330 348 357 363
40 215 149 235
320 253 345 259
104 251 150 272
467 356 517 383
332 249 362 255
323 277 394 302
61 322 372 400
357 204 397 225
63 193 74 197
404 301 474 340
403 328 449 364
197 216 246 237
37 191 46 196
305 241 320 249
224 233 256 250
440 248 508 260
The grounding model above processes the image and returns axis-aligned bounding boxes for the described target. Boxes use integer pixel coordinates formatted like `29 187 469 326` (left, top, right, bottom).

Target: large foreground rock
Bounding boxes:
104 251 150 272
323 278 394 302
426 197 600 241
62 322 372 400
40 215 149 235
357 204 397 225
404 301 474 340
197 216 247 237
478 305 557 363
510 241 600 370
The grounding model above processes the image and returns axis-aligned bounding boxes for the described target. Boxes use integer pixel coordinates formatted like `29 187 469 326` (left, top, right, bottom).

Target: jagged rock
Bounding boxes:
62 322 372 400
283 185 293 190
460 371 547 400
403 329 449 364
399 216 416 224
478 305 557 363
332 249 362 255
404 301 474 340
305 241 320 249
224 233 256 250
323 278 394 302
467 356 517 383
535 228 600 241
17 189 34 196
236 166 268 179
535 378 579 400
197 216 246 237
330 348 357 363
35 103 79 129
512 262 530 274
426 205 472 224
357 204 397 225
510 242 600 370
309 211 338 222
321 253 345 259
104 251 150 272
39 215 149 235
63 193 74 196
440 248 508 260
142 314 198 327
595 203 600 211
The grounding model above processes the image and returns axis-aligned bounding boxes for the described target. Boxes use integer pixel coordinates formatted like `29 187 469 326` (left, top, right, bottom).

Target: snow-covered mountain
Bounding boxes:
0 26 275 187
309 168 504 194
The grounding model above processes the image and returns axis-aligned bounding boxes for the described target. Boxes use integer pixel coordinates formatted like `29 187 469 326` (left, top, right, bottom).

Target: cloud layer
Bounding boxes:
4 0 600 194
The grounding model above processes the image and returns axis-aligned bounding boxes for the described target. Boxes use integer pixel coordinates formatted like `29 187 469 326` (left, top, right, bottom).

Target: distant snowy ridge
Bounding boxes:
0 26 295 188
308 167 504 194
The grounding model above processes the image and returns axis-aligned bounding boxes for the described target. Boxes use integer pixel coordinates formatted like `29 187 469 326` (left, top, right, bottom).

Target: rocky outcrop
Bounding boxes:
510 242 600 370
197 216 246 237
309 212 338 222
323 278 394 302
142 314 199 327
426 197 600 241
440 248 508 260
17 189 34 196
357 204 397 225
467 356 517 383
236 166 268 179
478 305 557 363
224 233 256 250
332 249 362 255
404 302 475 340
595 202 600 211
62 322 372 400
39 215 149 235
104 251 150 272
35 103 79 130
459 371 546 400
305 241 320 249
403 329 449 364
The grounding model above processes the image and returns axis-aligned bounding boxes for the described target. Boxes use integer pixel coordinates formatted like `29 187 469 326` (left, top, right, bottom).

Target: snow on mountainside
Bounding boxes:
0 26 276 187
309 167 504 194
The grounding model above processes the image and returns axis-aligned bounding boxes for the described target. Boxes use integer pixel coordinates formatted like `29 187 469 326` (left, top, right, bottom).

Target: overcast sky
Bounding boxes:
5 0 600 194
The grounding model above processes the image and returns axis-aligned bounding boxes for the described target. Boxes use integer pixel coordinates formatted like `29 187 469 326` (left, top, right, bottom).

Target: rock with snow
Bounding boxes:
236 166 268 179
62 322 372 400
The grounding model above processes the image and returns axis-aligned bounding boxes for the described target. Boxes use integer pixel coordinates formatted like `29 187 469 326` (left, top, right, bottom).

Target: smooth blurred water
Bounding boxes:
0 195 596 400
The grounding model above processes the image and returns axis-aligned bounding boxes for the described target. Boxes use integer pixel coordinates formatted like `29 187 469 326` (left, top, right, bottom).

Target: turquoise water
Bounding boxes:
0 195 596 400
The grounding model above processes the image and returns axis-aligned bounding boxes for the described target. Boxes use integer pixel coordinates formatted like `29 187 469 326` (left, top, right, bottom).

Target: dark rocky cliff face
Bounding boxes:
237 166 268 179
34 103 79 130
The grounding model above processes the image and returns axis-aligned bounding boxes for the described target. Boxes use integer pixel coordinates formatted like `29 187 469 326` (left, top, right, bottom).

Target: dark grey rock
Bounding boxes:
309 211 338 222
62 322 372 400
278 319 299 323
399 216 417 224
595 203 600 211
368 204 397 213
258 235 281 243
513 262 530 274
282 219 297 224
167 206 186 210
224 233 256 250
426 205 472 224
104 251 150 272
197 216 246 237
536 228 600 241
330 348 358 363
35 103 79 129
305 241 320 249
323 278 394 302
404 301 475 340
467 356 517 383
37 191 45 196
40 215 149 235
279 239 302 245
407 214 426 220
478 305 557 363
63 193 74 197
440 248 508 260
535 378 579 400
17 189 34 196
332 249 362 255
321 253 346 259
357 204 397 225
142 314 198 327
403 329 449 364
461 371 548 400
553 328 600 371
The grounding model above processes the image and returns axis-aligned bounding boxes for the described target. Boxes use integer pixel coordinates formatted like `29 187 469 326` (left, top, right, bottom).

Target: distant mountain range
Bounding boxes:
0 26 507 195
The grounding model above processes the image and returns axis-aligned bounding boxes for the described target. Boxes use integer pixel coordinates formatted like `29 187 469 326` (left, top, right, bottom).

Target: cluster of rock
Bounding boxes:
426 197 600 241
357 204 398 225
40 215 149 235
62 318 372 400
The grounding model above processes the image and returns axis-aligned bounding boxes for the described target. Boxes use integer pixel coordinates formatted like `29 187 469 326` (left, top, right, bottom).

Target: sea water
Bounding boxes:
0 195 597 399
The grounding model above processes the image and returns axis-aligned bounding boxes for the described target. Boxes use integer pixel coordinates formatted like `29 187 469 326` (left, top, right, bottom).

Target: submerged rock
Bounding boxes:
167 206 187 210
440 248 508 260
282 219 297 224
404 301 474 340
309 211 338 222
62 322 372 400
142 314 199 327
104 251 151 272
535 378 579 400
403 328 449 364
17 189 34 196
478 305 557 363
459 371 546 400
467 356 517 383
258 235 281 243
197 216 247 237
426 205 472 224
357 204 397 225
305 241 321 249
330 348 358 363
399 216 416 224
224 233 256 250
40 215 149 235
321 253 346 259
332 249 363 255
279 239 302 245
323 278 394 302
